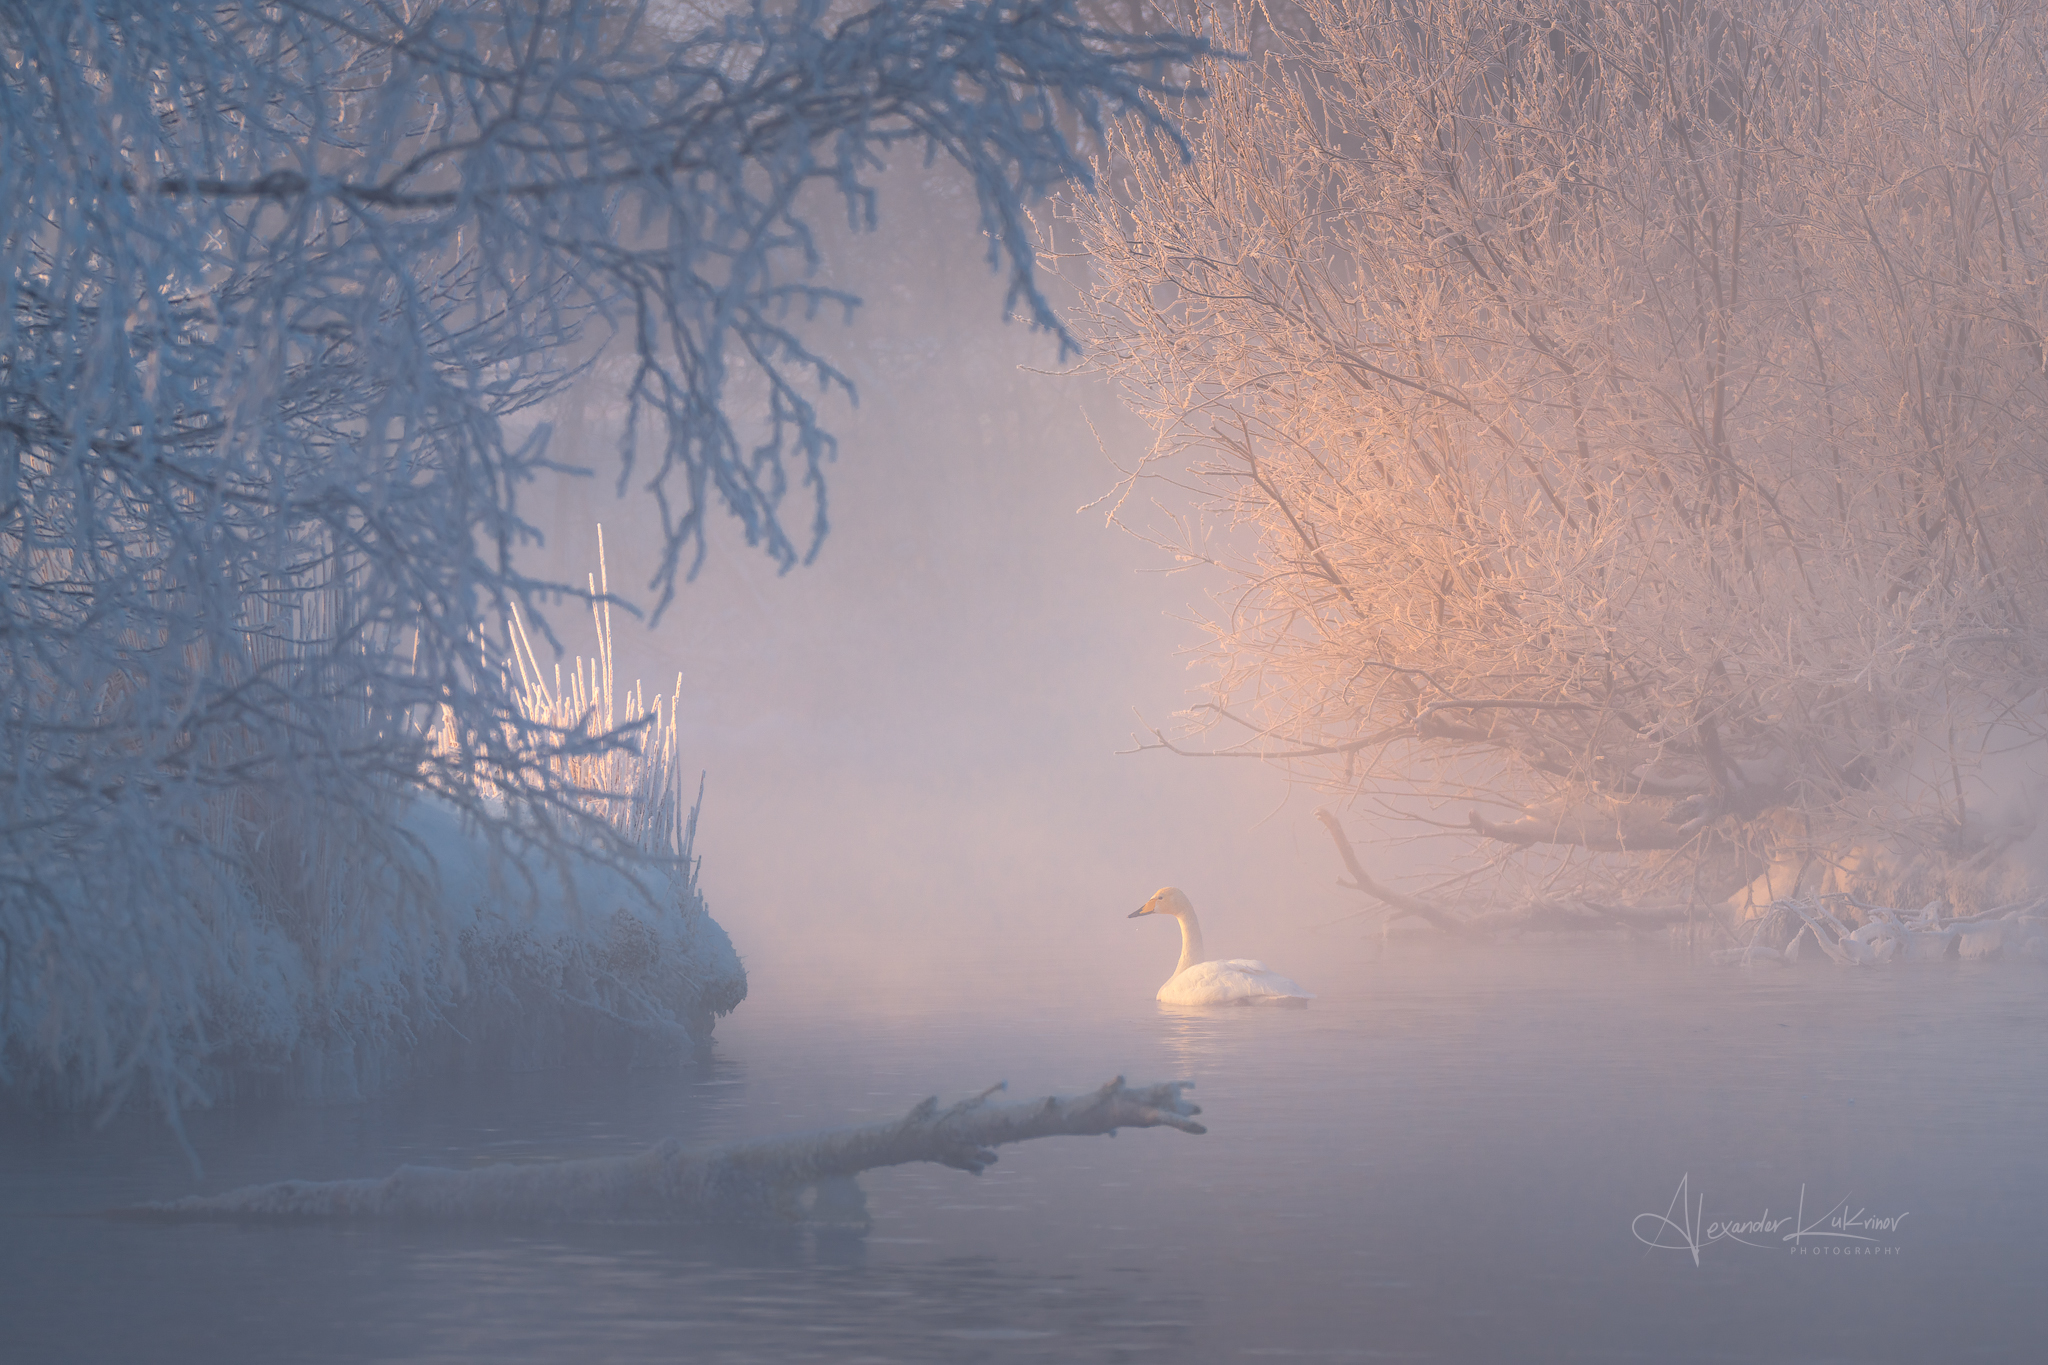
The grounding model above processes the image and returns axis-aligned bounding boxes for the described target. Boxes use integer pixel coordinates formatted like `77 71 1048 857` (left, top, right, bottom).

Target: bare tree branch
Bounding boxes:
1317 807 1696 935
1315 807 1467 932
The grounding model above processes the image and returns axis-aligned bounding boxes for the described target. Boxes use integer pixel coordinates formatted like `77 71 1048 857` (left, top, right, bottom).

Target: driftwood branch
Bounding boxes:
116 1077 1203 1225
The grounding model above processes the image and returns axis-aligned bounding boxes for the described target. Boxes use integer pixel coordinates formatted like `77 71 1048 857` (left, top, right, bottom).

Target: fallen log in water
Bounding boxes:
116 1077 1203 1225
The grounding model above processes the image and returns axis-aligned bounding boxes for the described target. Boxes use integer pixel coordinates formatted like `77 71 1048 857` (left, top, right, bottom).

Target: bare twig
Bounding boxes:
1317 808 1693 934
1315 807 1467 932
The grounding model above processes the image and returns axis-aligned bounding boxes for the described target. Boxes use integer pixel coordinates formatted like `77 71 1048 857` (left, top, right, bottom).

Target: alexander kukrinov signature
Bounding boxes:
1632 1174 1909 1265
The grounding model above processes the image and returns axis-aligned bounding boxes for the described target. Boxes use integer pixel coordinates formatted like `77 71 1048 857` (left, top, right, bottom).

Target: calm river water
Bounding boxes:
5 939 2045 1363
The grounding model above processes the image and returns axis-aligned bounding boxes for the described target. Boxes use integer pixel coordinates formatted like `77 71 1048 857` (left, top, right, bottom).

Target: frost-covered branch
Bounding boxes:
120 1077 1204 1223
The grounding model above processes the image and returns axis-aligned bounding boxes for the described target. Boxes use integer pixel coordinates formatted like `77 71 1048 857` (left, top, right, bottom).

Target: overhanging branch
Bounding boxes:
1315 806 1468 932
1316 808 1697 934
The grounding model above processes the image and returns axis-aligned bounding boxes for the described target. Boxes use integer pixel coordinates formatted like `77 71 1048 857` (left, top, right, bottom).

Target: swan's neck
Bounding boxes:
1171 910 1206 977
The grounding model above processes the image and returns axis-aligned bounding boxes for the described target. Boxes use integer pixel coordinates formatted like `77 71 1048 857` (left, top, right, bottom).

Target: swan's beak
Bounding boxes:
1128 906 1148 918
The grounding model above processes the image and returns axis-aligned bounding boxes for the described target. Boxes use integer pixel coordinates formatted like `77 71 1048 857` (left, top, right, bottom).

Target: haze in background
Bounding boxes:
521 169 1395 1018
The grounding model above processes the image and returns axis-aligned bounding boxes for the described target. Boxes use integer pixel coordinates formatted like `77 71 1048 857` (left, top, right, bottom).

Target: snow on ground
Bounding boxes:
208 793 747 1105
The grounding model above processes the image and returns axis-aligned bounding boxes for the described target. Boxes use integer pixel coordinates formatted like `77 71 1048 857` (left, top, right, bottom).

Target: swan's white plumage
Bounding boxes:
1130 887 1313 1006
1157 958 1312 1006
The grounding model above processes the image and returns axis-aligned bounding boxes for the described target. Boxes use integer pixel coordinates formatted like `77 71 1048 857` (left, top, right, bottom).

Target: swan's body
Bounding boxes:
1129 887 1313 1006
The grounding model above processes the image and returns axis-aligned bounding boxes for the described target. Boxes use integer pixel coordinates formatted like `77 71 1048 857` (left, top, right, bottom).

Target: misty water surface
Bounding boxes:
6 940 2045 1364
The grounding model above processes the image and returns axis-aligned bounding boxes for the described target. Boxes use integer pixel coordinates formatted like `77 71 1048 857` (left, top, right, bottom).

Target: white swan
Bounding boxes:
1129 887 1313 1006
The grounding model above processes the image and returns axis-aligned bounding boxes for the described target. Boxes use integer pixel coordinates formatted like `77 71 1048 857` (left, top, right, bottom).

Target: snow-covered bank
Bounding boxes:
227 794 746 1103
2 580 745 1121
2 789 746 1117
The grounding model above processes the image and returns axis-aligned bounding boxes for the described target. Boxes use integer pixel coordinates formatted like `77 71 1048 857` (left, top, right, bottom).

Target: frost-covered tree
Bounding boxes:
1074 0 2048 922
1 0 1204 1120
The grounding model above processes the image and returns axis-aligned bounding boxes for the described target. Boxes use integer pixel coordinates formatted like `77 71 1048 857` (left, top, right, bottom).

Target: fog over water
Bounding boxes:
524 173 1379 1013
8 171 2048 1363
9 942 2048 1362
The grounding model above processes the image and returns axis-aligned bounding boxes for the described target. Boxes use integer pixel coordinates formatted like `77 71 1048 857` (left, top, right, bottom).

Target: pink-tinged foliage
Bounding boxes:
1076 0 2048 921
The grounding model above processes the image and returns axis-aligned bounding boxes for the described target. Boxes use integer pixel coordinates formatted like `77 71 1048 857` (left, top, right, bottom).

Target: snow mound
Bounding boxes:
3 789 745 1116
220 794 746 1104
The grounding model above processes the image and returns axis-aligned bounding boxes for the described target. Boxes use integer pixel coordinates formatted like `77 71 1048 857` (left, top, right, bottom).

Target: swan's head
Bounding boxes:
1129 886 1194 919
